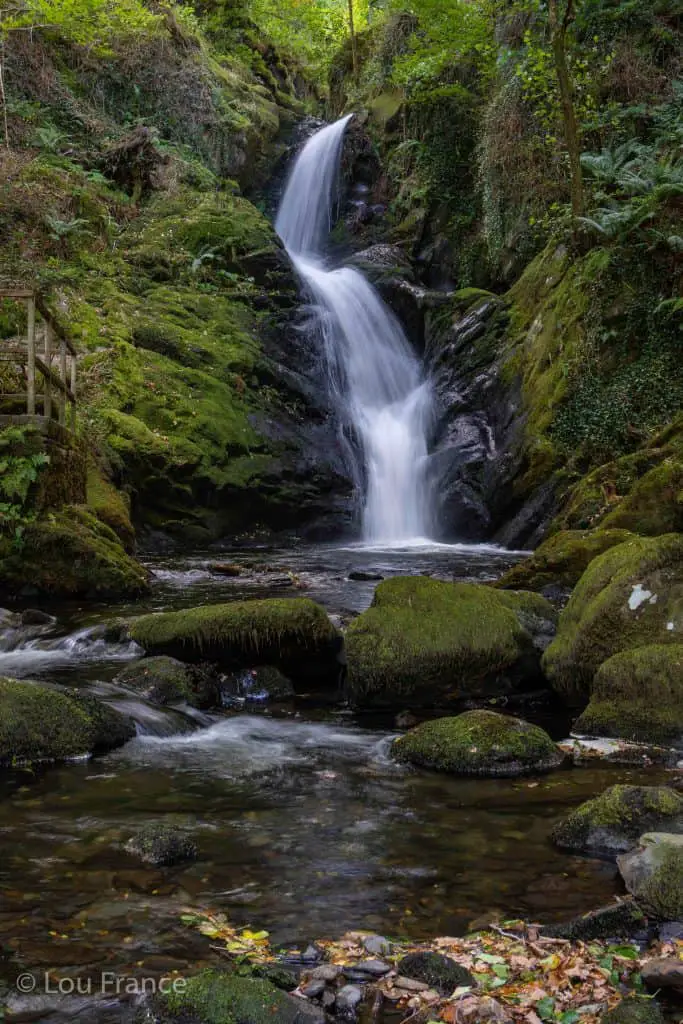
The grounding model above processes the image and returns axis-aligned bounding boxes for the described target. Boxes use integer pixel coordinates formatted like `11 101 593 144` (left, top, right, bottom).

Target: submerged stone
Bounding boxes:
345 577 557 708
551 785 683 858
392 710 564 777
126 824 198 867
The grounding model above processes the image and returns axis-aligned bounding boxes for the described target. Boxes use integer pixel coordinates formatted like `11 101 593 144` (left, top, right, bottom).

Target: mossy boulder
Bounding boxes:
550 785 683 858
126 824 198 867
601 998 665 1024
618 834 683 921
496 529 635 592
573 645 683 746
0 679 134 765
130 599 342 690
345 577 557 708
396 952 475 994
543 899 646 942
392 710 564 777
0 506 150 600
542 534 683 704
116 656 220 708
87 465 136 553
154 970 324 1024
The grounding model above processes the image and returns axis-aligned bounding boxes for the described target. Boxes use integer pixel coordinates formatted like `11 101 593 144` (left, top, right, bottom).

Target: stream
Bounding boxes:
0 542 670 1023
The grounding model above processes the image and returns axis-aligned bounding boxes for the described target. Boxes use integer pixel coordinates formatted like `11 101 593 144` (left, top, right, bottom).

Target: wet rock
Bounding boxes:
348 571 384 582
221 665 294 705
551 786 683 858
397 951 476 995
559 736 679 768
542 899 646 941
446 995 511 1023
302 944 324 963
252 964 298 992
116 656 220 708
20 608 56 627
125 823 198 867
308 964 342 983
300 979 326 999
393 976 431 993
336 984 363 1013
617 833 683 920
393 711 564 777
362 934 391 957
343 960 390 979
151 970 326 1024
600 997 665 1024
640 958 683 994
658 920 683 941
395 711 418 730
212 563 243 576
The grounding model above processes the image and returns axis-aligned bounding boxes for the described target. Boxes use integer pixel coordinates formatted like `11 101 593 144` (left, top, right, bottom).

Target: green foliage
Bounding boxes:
0 426 50 541
0 0 161 49
248 0 369 78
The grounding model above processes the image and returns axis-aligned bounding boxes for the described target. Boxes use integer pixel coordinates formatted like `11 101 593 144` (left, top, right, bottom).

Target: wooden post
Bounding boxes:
44 323 53 420
59 337 67 426
26 296 36 415
70 350 76 430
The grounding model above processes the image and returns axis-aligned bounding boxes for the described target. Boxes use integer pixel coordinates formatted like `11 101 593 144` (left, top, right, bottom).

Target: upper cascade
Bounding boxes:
275 116 436 545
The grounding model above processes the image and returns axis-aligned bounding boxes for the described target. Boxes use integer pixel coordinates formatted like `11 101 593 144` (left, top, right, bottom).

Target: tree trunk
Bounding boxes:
348 0 358 75
548 0 584 220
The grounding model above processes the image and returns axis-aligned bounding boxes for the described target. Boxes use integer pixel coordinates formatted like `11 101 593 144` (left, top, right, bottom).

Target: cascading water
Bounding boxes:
276 116 435 544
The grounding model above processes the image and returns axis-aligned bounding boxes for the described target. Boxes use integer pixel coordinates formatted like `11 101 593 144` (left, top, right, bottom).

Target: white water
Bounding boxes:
276 116 434 544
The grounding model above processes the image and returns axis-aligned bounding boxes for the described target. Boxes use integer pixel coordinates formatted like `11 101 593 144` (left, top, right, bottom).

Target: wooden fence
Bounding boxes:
0 288 77 431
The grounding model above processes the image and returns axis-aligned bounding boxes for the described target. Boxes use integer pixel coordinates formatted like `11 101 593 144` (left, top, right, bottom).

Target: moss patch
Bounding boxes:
619 837 683 922
601 998 665 1024
158 970 315 1024
87 465 136 553
496 529 635 592
550 785 683 858
574 645 683 746
116 656 220 708
345 577 555 708
392 710 564 777
130 598 341 688
542 534 683 704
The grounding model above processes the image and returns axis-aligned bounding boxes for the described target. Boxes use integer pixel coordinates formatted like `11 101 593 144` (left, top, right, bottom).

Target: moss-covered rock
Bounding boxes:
573 645 683 746
496 529 635 592
115 656 220 708
126 824 198 867
543 899 646 942
392 710 564 777
618 834 683 922
396 952 475 994
0 679 134 765
0 506 150 600
87 465 136 553
542 534 683 704
345 577 556 708
130 599 342 690
601 997 665 1024
550 785 683 858
155 970 324 1024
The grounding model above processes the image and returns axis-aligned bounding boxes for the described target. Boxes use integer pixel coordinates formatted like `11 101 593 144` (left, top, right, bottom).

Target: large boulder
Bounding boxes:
551 785 683 858
345 577 557 708
496 529 635 592
573 645 683 746
116 656 221 708
130 598 343 691
151 970 325 1024
392 710 564 777
542 534 683 704
0 678 134 765
617 833 683 921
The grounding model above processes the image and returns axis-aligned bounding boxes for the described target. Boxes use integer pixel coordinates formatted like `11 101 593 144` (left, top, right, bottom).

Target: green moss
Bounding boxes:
601 998 665 1024
159 970 311 1024
496 529 636 591
396 952 474 994
551 785 683 856
542 534 683 704
392 710 563 777
0 679 133 765
628 841 683 921
130 598 340 683
0 505 150 600
116 656 219 708
346 577 555 708
126 824 197 867
87 465 135 552
574 645 683 746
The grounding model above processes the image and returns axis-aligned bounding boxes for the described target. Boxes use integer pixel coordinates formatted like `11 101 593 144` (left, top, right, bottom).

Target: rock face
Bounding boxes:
496 529 636 593
573 645 683 746
126 824 198 867
345 576 557 708
116 656 221 708
0 678 134 765
152 970 325 1024
617 833 683 921
542 534 683 705
392 710 564 777
131 598 343 692
551 785 683 858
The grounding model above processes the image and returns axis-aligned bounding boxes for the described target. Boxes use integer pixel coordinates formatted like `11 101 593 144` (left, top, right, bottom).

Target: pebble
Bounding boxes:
343 960 391 979
362 934 391 957
309 964 342 982
302 944 323 963
301 980 326 999
393 976 430 992
336 984 363 1011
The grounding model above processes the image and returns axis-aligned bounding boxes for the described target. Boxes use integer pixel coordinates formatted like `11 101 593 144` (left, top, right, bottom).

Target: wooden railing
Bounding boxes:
0 288 78 431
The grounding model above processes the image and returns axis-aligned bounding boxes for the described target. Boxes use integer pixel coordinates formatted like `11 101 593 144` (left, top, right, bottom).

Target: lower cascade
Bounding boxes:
275 116 435 545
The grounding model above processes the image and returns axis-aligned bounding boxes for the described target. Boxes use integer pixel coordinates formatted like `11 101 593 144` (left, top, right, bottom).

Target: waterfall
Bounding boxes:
276 116 434 544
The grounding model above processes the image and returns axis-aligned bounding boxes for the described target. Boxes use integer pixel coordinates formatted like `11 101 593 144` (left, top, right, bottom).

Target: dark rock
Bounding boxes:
342 960 390 979
336 984 363 1014
658 920 683 941
395 711 419 730
308 965 342 983
116 656 220 709
640 957 683 994
397 951 476 995
150 970 325 1024
302 944 324 964
221 665 295 704
20 609 56 627
252 964 298 992
600 997 665 1024
348 571 384 582
300 980 326 999
362 935 391 957
551 787 683 858
542 899 647 941
125 824 198 867
212 563 243 577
